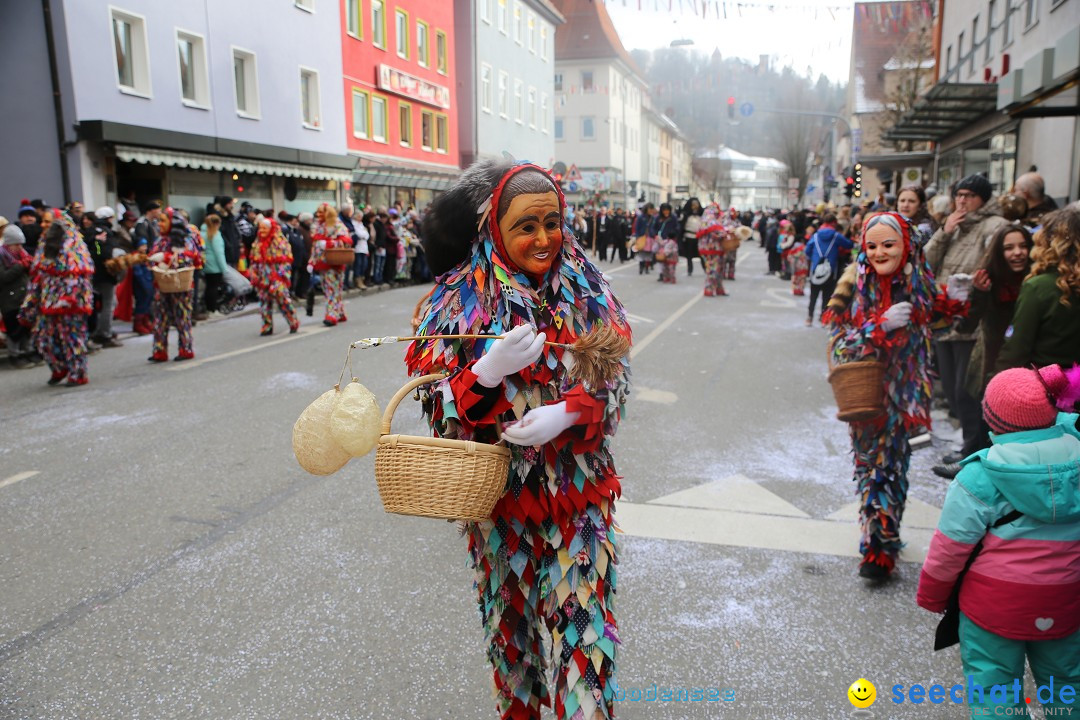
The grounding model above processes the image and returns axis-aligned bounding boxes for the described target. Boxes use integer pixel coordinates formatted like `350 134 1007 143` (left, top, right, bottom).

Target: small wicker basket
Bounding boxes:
323 247 354 266
375 373 511 521
152 266 195 294
827 338 886 422
722 235 741 253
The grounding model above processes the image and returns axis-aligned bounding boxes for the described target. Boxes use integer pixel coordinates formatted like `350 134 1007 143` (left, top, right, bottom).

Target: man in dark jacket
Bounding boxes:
88 208 122 347
1012 172 1058 228
212 196 241 266
371 210 390 285
17 206 41 255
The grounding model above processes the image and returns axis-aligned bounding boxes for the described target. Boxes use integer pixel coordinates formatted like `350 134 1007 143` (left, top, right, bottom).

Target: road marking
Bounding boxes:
602 261 638 275
634 386 678 404
0 471 40 490
630 292 703 360
624 312 655 325
167 326 332 371
617 476 937 563
760 286 798 308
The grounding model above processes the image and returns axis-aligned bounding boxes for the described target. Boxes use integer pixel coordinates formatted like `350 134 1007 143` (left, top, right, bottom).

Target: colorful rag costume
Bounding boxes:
824 213 965 573
790 240 809 295
149 228 201 361
721 208 739 280
696 205 727 297
18 213 94 383
406 161 631 720
658 236 679 284
250 220 299 334
310 205 350 325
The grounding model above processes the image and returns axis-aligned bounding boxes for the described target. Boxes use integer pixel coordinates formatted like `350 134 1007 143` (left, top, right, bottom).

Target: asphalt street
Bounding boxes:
0 246 1027 719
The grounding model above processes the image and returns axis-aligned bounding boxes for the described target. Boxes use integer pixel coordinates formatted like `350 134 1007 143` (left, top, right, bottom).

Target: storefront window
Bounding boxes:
988 132 1017 194
937 150 962 191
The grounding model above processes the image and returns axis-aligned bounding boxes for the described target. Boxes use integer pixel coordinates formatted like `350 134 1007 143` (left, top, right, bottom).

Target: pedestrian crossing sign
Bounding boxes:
566 164 583 182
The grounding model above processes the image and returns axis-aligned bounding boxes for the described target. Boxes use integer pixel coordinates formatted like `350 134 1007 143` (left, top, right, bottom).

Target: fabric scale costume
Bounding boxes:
696 204 727 297
18 212 94 385
250 218 299 335
310 203 350 326
148 217 201 362
405 161 631 720
824 212 965 577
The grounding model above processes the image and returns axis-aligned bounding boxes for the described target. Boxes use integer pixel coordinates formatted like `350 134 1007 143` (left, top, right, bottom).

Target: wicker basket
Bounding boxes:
152 266 195 294
323 247 354 266
827 338 886 422
375 373 511 521
722 235 741 253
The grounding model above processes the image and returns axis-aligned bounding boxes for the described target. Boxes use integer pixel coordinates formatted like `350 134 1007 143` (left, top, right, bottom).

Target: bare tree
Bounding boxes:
877 20 935 153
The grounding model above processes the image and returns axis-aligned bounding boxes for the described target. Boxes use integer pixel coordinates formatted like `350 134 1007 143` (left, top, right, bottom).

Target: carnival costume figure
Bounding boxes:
696 204 727 297
406 160 631 720
251 218 299 335
722 207 739 280
148 214 201 362
18 212 94 385
824 212 968 579
310 202 350 326
790 237 809 296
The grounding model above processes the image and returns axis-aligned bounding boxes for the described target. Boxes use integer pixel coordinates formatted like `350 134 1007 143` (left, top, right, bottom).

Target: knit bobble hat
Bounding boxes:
2 223 26 246
955 173 993 203
982 365 1074 434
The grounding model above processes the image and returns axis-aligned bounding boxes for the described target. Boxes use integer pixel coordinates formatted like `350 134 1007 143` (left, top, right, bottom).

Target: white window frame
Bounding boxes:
435 113 448 154
986 0 996 61
554 72 563 92
527 86 536 128
514 79 524 124
480 0 493 24
540 92 548 134
498 70 509 118
1003 0 1015 48
540 26 548 60
352 88 369 139
346 0 362 38
527 11 536 54
294 0 314 12
970 15 979 73
110 6 152 98
498 0 508 35
231 47 260 119
480 63 493 114
554 116 564 141
513 1 523 45
582 70 594 92
299 66 321 130
582 116 595 140
371 95 388 143
395 9 409 60
175 28 209 109
420 110 434 151
1022 0 1039 30
416 21 429 68
372 0 386 49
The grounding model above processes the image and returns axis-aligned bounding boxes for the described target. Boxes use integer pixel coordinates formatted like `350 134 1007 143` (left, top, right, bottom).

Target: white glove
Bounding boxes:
147 252 165 263
501 402 581 447
946 273 972 302
881 301 913 332
306 264 314 274
473 324 546 388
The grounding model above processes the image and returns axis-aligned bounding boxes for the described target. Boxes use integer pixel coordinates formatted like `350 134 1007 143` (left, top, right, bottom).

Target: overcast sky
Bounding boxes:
605 0 855 83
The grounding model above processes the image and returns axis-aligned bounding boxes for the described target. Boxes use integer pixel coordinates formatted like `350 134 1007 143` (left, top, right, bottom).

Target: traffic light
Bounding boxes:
727 96 735 120
853 163 863 199
844 176 855 199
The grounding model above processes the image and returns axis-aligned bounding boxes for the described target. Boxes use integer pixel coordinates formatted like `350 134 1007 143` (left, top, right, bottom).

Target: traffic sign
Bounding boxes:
566 163 583 182
740 102 754 117
568 181 579 192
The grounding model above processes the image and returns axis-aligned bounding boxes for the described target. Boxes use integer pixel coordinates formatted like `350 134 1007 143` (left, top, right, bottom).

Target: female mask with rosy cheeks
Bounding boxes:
862 215 907 277
493 169 564 277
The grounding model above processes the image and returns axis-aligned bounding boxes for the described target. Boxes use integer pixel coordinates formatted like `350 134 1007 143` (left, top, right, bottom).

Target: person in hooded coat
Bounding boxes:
406 160 631 720
250 217 299 335
824 212 969 580
18 212 94 385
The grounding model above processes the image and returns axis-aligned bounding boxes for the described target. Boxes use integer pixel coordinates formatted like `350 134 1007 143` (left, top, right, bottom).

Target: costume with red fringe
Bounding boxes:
309 205 350 324
18 212 94 382
823 212 966 572
696 205 727 296
149 228 201 361
406 163 631 720
250 220 299 334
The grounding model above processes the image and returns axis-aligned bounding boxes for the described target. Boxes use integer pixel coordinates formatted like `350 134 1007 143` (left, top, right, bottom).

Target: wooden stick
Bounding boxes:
352 334 572 349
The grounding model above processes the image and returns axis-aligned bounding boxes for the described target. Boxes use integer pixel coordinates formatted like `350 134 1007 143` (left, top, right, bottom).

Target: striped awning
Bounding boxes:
115 145 353 183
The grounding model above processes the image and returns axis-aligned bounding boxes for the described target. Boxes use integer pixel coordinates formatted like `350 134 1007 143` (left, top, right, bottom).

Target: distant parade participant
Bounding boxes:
652 202 679 283
147 213 200 362
722 207 741 280
18 212 94 385
824 212 969 580
250 217 299 336
309 202 350 327
696 204 728 296
678 197 704 276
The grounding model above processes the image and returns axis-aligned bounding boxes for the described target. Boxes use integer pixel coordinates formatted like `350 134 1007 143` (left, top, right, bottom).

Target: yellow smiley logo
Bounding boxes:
848 678 876 708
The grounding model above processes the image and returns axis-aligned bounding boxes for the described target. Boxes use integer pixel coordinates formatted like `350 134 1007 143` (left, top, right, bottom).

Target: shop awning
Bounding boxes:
115 145 354 183
857 151 935 171
351 154 460 191
882 83 1000 142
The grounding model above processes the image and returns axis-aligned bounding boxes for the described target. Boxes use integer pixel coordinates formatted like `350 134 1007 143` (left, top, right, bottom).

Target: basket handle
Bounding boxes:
381 373 449 435
826 334 838 373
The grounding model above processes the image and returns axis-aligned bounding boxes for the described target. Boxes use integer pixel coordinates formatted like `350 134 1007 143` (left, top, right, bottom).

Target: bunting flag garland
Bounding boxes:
604 0 933 27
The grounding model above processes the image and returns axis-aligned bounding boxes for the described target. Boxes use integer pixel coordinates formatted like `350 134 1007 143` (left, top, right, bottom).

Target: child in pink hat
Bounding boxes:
918 364 1080 718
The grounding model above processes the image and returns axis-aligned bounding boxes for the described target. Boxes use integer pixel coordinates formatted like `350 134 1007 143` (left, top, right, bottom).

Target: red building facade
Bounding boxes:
339 0 458 209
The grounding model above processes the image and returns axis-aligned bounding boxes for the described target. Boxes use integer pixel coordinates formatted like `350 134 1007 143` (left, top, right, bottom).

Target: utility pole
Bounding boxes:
621 77 628 212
